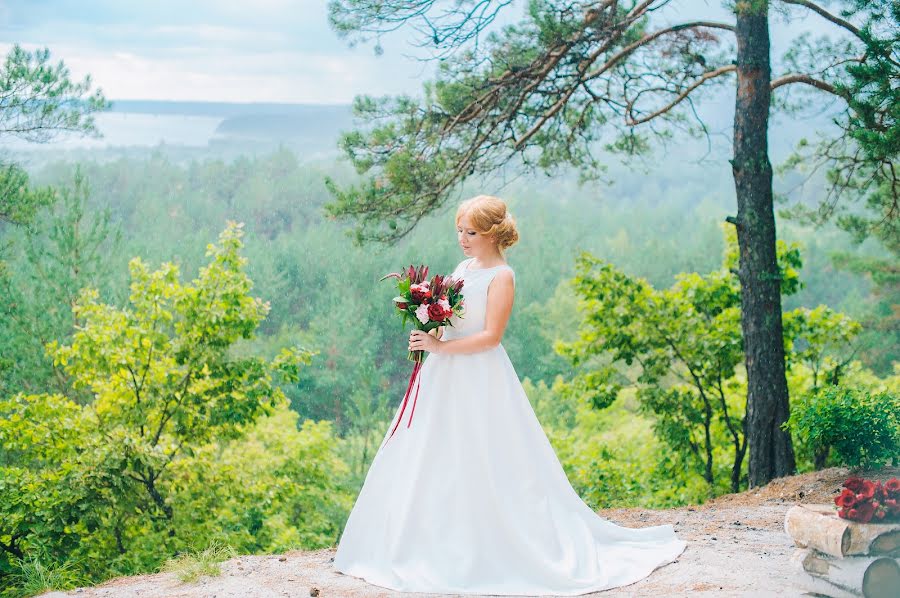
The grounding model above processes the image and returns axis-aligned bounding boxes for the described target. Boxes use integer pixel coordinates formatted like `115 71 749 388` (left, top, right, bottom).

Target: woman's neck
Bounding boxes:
469 252 505 268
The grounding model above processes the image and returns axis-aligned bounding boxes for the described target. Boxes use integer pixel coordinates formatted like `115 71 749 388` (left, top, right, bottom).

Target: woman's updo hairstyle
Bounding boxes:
456 194 520 253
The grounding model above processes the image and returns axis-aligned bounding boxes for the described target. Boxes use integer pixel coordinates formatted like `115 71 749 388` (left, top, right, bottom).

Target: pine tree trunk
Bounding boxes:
731 1 796 487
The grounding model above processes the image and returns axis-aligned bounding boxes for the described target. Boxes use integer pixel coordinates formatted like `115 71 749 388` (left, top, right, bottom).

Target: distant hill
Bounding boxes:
15 98 840 163
91 100 357 155
109 100 352 120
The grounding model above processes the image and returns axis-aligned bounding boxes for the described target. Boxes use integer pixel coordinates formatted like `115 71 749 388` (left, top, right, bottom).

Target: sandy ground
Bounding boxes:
40 466 899 598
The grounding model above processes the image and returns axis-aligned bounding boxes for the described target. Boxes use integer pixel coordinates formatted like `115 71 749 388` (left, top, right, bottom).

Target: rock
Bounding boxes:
310 587 320 596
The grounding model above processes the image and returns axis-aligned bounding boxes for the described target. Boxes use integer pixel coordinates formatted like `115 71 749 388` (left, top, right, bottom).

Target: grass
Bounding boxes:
8 553 83 597
159 541 237 583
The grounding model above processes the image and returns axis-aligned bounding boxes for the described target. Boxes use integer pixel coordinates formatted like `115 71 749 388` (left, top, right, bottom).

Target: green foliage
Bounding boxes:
0 224 347 595
168 403 352 553
556 226 749 492
323 1 736 244
783 304 863 391
0 43 109 244
0 44 109 144
778 2 897 273
0 163 55 228
524 379 714 508
785 386 900 470
0 169 120 399
556 224 871 493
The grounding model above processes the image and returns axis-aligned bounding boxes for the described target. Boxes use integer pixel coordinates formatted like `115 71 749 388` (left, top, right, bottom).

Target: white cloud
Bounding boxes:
0 40 430 103
1 1 838 104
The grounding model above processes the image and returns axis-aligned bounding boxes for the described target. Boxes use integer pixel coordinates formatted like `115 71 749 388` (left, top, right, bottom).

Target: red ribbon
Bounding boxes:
386 360 423 442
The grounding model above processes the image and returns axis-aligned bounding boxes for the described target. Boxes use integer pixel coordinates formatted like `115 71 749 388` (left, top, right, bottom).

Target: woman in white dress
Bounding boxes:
333 195 686 595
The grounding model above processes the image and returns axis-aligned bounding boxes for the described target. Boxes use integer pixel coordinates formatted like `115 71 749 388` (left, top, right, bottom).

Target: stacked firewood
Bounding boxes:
785 504 900 598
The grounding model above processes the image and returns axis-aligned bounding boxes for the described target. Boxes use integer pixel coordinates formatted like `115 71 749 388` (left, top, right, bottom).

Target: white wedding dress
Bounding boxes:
333 258 686 595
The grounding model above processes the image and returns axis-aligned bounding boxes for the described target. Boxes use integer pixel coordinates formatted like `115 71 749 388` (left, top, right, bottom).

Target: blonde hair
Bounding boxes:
455 194 520 252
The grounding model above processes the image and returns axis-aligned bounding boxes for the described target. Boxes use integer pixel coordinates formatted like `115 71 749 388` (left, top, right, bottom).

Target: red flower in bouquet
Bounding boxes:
835 476 900 523
874 481 888 501
858 479 877 500
835 488 857 509
854 501 876 523
381 265 466 364
427 300 452 322
410 283 432 303
844 477 866 493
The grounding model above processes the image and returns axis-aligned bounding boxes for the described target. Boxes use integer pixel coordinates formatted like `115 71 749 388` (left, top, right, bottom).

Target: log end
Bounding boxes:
861 557 900 598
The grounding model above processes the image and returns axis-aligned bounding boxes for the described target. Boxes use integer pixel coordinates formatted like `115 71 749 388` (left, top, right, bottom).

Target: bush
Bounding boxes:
786 387 900 469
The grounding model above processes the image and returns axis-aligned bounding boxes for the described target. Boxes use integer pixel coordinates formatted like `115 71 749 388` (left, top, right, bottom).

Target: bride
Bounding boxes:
333 195 686 595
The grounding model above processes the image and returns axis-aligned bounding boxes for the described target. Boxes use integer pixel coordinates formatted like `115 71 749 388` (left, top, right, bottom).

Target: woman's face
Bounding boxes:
457 212 495 258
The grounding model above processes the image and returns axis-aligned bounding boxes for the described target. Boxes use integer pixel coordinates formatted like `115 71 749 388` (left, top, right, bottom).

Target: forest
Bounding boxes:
1 1 898 595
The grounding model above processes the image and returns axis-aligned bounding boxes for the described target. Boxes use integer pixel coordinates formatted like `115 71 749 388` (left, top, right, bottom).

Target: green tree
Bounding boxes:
0 222 314 587
0 44 109 229
0 170 120 399
779 1 897 247
557 225 867 493
777 1 898 377
324 0 894 485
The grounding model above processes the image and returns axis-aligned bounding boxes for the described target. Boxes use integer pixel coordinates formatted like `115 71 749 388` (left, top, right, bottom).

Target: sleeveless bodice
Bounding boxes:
441 258 515 341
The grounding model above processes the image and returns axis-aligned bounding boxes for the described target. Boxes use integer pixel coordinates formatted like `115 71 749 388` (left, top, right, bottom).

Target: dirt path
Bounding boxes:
41 466 898 598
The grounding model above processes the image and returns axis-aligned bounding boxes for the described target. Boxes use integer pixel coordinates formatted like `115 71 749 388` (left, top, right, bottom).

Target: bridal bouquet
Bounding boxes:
380 264 465 442
834 476 900 523
381 264 466 364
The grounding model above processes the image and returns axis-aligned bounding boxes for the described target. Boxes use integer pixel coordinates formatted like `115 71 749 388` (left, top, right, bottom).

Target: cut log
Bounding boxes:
792 571 860 598
785 504 900 558
791 547 900 598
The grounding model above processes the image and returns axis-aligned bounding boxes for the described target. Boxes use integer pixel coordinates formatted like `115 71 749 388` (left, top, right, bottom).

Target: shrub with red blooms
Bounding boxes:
834 476 900 523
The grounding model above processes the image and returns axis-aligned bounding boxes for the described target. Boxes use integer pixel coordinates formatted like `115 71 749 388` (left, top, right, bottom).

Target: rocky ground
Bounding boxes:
41 466 899 598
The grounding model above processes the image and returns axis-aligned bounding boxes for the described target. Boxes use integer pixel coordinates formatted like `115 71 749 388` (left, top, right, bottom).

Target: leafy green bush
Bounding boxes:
786 386 900 469
0 224 351 595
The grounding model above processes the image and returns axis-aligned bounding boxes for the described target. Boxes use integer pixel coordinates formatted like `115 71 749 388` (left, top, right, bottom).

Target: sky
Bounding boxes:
0 0 837 105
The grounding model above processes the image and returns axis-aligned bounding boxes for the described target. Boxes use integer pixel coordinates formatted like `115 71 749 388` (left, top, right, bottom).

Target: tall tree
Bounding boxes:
324 0 896 486
0 45 109 402
779 1 898 374
0 170 121 399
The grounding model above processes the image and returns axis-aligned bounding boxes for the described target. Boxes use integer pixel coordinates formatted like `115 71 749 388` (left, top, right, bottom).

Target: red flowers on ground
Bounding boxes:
834 476 900 523
835 488 857 509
